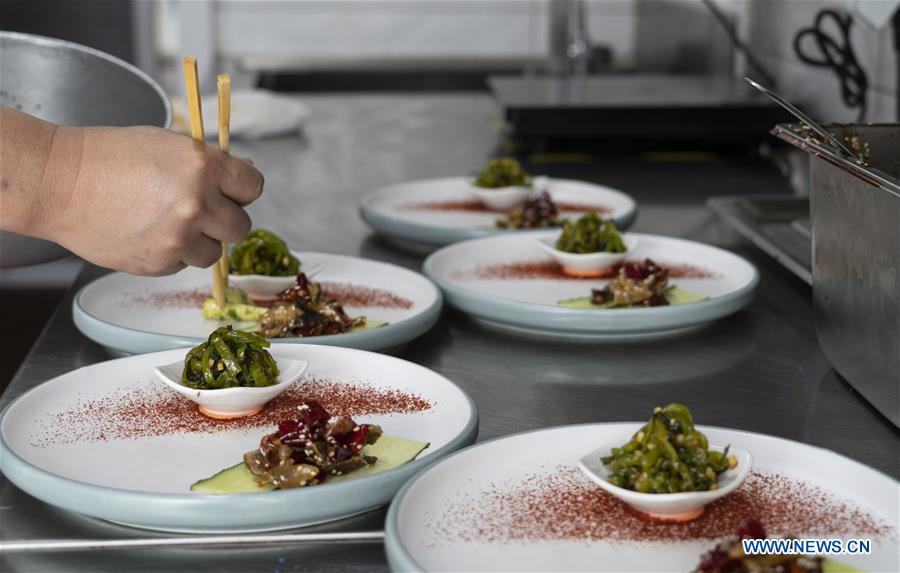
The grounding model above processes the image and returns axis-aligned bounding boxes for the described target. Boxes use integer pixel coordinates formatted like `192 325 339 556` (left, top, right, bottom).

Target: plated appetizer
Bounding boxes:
602 403 737 494
384 420 894 572
695 521 824 573
360 175 636 248
182 326 279 389
424 231 756 341
579 403 751 521
2 344 473 531
192 399 429 493
465 158 546 211
555 211 626 255
226 229 310 300
472 157 533 189
75 252 437 354
559 259 707 309
154 326 307 418
536 211 637 277
229 229 300 277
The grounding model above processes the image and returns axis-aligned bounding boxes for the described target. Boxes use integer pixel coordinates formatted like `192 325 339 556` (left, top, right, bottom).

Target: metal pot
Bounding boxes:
775 123 900 427
0 31 172 267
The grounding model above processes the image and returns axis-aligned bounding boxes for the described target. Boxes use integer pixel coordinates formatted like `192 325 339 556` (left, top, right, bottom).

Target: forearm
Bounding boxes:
0 106 82 241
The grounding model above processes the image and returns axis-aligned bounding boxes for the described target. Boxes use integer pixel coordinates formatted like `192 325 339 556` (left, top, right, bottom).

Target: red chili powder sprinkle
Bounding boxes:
556 202 613 214
401 200 610 214
319 282 414 309
453 260 716 281
121 289 210 309
431 466 894 544
120 284 412 310
30 377 432 447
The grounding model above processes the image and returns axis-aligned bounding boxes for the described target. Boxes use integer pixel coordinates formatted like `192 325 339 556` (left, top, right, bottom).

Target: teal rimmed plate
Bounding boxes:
0 344 477 533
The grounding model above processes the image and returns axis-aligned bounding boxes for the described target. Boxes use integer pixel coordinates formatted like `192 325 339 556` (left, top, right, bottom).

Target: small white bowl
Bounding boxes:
228 260 324 300
154 354 308 419
464 176 548 211
579 445 752 522
536 233 637 277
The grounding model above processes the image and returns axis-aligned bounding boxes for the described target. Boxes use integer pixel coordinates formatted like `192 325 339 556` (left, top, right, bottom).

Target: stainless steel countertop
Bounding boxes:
2 94 898 572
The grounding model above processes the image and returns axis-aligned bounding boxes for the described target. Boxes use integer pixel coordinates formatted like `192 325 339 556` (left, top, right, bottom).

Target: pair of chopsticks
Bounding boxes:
183 56 230 309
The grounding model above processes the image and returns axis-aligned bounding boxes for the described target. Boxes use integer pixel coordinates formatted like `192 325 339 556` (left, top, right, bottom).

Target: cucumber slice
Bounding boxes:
665 286 707 305
202 298 267 321
190 435 429 494
190 462 277 494
558 286 706 309
349 319 388 333
330 434 428 483
822 560 864 573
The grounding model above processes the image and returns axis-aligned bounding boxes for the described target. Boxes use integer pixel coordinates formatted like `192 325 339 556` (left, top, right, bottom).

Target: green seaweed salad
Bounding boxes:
555 211 625 254
603 403 737 493
182 326 280 390
472 158 533 188
229 229 300 276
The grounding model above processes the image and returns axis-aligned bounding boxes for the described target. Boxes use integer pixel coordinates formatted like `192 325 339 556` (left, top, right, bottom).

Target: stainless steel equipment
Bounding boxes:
707 195 812 284
775 123 900 427
0 32 171 267
547 0 590 76
745 78 860 162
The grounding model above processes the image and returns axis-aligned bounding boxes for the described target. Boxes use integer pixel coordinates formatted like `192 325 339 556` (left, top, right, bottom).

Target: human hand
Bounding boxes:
44 125 263 275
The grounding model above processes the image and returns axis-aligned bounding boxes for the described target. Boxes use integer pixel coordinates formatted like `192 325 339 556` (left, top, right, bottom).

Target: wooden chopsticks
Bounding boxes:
216 73 231 288
182 56 228 309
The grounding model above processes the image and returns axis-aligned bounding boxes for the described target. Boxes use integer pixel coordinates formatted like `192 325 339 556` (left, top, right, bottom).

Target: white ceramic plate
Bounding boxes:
423 231 758 341
0 344 478 533
73 252 442 354
360 177 637 248
386 424 899 572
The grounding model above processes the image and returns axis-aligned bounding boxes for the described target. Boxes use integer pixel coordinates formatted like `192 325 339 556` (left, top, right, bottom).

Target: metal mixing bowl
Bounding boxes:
0 31 172 267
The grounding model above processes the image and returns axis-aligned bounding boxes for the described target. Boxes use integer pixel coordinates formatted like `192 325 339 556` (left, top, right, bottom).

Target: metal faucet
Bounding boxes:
548 0 590 76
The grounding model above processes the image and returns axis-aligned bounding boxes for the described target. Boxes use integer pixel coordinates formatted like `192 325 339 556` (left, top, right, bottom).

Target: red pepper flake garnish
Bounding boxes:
120 289 210 309
120 284 412 311
29 377 432 447
452 260 717 281
319 282 414 309
400 200 611 214
431 466 894 544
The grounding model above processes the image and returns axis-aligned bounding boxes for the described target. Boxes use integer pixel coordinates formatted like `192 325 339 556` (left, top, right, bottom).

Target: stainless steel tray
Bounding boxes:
707 194 811 284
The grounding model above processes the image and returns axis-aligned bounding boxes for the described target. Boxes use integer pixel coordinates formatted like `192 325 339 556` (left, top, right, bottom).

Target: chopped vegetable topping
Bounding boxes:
229 229 300 277
472 158 533 189
591 259 670 307
602 403 737 493
495 191 562 229
257 273 365 338
182 325 279 390
243 399 382 488
555 211 625 254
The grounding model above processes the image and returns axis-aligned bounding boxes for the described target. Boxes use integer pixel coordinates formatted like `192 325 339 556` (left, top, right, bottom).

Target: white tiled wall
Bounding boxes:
150 0 897 123
744 0 897 122
153 0 641 92
163 1 637 72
